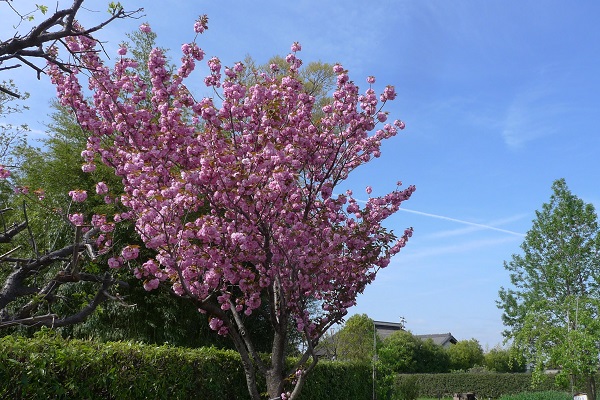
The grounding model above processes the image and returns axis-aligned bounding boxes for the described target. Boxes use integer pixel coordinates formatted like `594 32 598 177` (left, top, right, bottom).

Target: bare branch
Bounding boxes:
0 206 127 330
0 0 143 97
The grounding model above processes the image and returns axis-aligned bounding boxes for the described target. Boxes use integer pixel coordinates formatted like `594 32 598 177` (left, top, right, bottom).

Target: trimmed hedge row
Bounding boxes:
0 333 371 399
3 333 591 400
0 333 248 399
395 372 564 399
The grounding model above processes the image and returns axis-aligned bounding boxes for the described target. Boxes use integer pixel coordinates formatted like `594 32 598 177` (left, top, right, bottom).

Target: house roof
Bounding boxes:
415 333 458 347
374 320 404 340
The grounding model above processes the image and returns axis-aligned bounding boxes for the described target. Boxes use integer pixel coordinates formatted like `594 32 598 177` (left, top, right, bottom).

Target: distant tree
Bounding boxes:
419 338 450 373
0 0 141 98
378 330 421 374
378 331 449 373
447 338 484 371
498 178 600 399
484 345 526 373
334 313 378 363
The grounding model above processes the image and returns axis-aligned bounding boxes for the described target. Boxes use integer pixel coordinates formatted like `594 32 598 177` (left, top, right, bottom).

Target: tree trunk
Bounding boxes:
265 326 287 399
266 369 285 400
586 374 596 400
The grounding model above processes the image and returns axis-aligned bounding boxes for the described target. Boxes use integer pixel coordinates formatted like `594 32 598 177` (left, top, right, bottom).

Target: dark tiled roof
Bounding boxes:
415 333 457 347
374 320 403 340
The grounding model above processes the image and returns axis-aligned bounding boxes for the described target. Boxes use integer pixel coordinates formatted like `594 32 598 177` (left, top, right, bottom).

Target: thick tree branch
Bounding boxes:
0 208 127 329
0 0 143 97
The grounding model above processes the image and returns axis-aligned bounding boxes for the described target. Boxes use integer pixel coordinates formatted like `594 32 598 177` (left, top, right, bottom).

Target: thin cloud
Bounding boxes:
399 208 526 237
395 236 518 263
349 196 526 237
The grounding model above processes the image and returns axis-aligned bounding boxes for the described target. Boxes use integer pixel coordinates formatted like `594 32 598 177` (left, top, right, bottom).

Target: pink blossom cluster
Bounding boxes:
48 21 415 342
68 189 88 202
0 165 10 179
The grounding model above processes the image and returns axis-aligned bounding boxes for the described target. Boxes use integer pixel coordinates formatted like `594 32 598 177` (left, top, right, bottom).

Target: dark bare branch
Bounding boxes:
0 207 127 329
0 0 143 97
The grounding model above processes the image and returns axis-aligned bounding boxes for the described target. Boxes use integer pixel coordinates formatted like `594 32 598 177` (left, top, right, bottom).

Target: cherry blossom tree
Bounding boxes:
47 16 415 400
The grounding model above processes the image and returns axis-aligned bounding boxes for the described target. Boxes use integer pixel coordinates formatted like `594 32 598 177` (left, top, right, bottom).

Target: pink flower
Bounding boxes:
366 186 372 195
377 112 388 122
194 15 208 33
117 46 127 56
121 245 140 260
0 165 10 179
96 182 109 194
209 317 224 331
381 85 397 101
291 41 302 52
394 119 406 130
108 257 122 268
367 76 375 84
143 278 160 291
82 163 96 172
68 190 87 203
68 213 84 226
139 23 152 33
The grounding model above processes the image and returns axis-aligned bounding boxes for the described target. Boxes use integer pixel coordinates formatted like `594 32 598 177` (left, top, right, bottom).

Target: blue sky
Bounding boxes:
2 1 600 348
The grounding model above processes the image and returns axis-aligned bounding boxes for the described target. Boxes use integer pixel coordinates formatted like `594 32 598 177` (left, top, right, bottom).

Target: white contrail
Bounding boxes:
399 208 525 237
345 196 526 237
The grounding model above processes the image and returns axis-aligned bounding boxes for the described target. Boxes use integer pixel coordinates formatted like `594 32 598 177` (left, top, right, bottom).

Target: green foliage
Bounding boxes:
498 179 600 397
0 333 371 400
334 313 378 362
447 339 484 371
300 361 372 400
394 375 420 400
36 4 48 14
484 346 527 373
395 372 564 399
498 391 571 400
379 331 450 374
379 331 421 373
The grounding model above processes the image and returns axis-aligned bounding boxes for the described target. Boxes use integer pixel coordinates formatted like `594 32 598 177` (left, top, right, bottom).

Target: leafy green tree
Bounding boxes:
379 330 421 374
333 313 378 363
378 330 449 374
484 345 526 373
419 338 450 373
447 338 485 371
498 178 600 399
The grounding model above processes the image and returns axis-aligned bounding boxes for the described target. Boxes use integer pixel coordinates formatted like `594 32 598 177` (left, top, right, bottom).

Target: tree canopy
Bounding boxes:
498 178 600 398
333 313 378 363
447 338 484 371
45 17 414 400
378 330 450 374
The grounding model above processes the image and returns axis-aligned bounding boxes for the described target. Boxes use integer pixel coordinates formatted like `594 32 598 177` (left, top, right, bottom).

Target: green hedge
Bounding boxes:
498 392 572 400
0 333 249 399
0 333 371 399
394 372 565 399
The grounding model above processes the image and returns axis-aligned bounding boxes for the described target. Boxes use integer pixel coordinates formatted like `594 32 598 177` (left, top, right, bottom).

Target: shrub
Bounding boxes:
395 372 563 399
394 375 419 400
498 391 572 400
